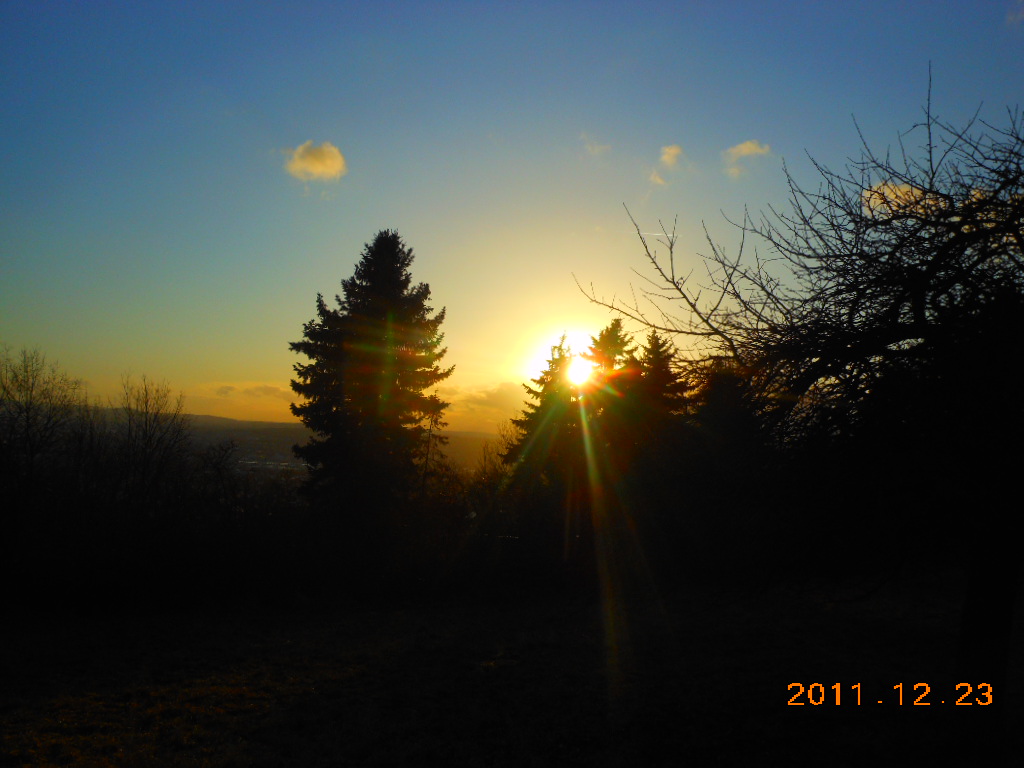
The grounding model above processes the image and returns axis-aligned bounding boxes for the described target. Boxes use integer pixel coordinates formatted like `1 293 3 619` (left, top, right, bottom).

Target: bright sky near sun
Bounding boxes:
3 1 1024 433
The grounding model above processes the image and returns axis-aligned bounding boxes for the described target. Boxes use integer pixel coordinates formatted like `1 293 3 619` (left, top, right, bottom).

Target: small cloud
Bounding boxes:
463 382 524 413
722 139 771 177
205 382 290 401
243 384 292 401
1009 1 1024 24
862 181 945 217
581 133 611 156
724 139 772 163
442 381 525 432
660 144 683 167
648 143 687 186
285 140 347 181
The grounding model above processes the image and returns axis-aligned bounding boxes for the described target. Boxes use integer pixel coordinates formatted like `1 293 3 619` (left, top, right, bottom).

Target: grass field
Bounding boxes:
2 567 1020 766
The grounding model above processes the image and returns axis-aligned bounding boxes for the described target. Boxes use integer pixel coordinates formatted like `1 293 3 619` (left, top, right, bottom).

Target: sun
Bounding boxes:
567 354 595 386
523 328 596 386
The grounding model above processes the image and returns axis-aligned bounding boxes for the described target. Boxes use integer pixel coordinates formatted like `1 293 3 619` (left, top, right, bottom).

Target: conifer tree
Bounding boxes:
582 318 634 373
575 320 644 484
580 319 638 444
504 336 579 479
503 336 589 560
290 230 453 504
637 330 688 417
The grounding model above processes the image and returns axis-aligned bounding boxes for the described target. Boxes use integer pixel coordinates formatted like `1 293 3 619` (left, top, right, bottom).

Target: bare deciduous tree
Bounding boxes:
0 346 86 493
581 98 1024 442
114 374 192 510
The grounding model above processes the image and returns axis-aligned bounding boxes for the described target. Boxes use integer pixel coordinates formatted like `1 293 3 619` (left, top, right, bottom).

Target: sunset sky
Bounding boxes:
3 1 1024 433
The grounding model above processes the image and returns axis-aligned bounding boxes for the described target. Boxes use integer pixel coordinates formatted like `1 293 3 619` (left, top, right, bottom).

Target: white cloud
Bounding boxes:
722 139 771 177
443 382 524 433
285 140 347 181
244 384 292 400
862 181 948 218
649 143 687 186
207 382 291 401
581 133 611 156
463 382 524 413
660 144 683 167
724 139 772 163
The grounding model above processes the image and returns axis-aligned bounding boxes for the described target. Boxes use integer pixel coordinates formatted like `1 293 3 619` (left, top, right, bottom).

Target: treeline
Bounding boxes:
0 353 307 609
467 322 789 593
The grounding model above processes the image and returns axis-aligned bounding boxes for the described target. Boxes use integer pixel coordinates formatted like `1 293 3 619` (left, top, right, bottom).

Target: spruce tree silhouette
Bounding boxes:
582 318 634 373
636 330 688 420
505 338 579 488
289 230 453 516
503 337 588 565
580 319 641 473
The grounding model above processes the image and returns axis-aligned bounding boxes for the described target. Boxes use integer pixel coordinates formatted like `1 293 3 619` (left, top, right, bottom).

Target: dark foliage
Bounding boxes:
581 98 1024 723
0 349 317 610
289 231 453 511
496 322 696 588
499 337 587 574
286 231 450 514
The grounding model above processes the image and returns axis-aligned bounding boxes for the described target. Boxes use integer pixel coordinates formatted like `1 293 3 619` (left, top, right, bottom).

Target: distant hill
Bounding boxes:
437 431 494 471
187 414 495 472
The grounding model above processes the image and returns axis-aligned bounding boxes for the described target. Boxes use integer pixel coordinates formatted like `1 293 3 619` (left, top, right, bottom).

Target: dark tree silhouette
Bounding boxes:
578 320 642 474
626 330 688 473
636 330 689 418
504 337 579 487
581 318 635 373
584 101 1024 445
290 230 453 508
583 97 1024 733
114 374 193 514
0 347 89 576
502 336 591 563
0 347 86 502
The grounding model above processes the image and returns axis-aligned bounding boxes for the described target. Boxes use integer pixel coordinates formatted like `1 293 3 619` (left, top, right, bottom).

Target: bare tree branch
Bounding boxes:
580 104 1024 441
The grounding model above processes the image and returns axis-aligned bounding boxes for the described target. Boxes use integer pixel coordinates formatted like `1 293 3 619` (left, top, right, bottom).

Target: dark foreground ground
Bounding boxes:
2 567 1021 766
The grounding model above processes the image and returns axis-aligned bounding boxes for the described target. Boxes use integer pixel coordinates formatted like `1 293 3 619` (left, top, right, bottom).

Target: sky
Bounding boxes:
3 1 1024 433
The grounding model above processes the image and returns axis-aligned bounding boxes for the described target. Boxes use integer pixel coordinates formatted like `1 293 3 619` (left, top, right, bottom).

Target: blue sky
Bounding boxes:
3 1 1023 431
